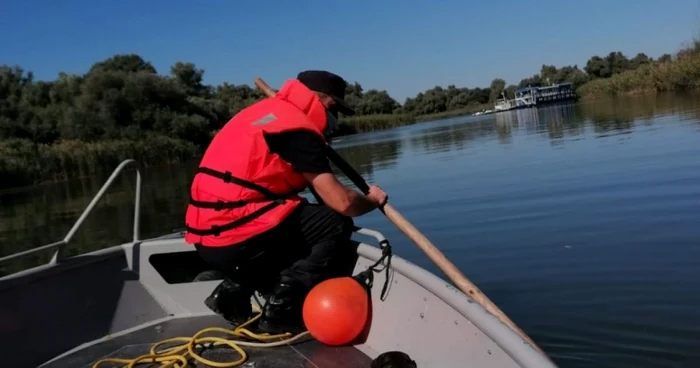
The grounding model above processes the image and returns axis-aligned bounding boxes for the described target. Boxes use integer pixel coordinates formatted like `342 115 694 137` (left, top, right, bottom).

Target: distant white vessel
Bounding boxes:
515 82 578 108
494 94 516 112
493 83 579 112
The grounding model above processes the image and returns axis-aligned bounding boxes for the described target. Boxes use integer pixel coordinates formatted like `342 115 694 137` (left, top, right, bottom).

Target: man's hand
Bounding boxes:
367 185 388 208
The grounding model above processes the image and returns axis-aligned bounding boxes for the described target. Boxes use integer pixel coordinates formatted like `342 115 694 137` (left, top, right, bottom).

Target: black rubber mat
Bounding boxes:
40 314 372 368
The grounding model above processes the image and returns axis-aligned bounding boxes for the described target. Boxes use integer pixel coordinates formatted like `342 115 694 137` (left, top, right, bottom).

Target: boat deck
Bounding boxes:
41 315 373 368
3 159 558 368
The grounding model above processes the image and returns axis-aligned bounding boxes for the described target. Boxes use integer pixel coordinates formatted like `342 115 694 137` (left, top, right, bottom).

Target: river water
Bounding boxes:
1 93 700 367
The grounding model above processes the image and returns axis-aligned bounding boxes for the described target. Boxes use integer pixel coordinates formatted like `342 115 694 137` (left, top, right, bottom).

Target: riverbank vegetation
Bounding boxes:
577 40 700 98
0 54 495 188
2 36 699 189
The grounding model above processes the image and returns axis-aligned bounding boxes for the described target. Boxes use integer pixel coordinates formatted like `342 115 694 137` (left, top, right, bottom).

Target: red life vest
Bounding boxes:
184 79 329 247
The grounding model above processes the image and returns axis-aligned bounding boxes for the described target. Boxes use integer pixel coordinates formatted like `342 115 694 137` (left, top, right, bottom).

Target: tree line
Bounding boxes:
1 41 697 189
0 49 684 145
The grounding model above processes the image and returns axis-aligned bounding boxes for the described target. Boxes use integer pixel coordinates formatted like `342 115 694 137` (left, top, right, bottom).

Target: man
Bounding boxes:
184 70 388 334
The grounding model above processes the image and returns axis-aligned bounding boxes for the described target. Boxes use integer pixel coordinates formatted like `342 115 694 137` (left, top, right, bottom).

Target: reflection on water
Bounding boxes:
333 133 402 183
2 92 700 368
409 119 498 154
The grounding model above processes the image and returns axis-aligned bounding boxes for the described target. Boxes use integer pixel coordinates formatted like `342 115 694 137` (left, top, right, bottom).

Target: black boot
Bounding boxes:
257 280 307 335
204 278 254 326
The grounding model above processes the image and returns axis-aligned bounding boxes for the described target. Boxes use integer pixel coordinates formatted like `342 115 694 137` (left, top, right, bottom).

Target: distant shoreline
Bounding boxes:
0 107 485 191
577 41 700 100
2 37 698 190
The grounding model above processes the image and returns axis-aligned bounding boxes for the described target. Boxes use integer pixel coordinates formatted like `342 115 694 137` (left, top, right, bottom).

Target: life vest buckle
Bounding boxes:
214 200 224 211
222 171 233 183
210 225 221 236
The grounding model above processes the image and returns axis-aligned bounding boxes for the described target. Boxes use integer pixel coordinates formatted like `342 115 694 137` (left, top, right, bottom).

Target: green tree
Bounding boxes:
584 56 610 79
489 78 506 101
170 62 208 97
658 53 672 63
504 85 517 98
518 74 543 88
630 53 652 69
356 89 400 115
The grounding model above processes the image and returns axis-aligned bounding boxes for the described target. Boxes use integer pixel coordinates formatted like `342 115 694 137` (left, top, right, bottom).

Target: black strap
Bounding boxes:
189 195 248 210
352 237 393 302
185 201 282 236
190 166 291 212
197 167 286 200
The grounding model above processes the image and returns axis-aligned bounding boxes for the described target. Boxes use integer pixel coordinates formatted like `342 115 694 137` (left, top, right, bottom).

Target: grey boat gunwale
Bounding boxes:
0 159 556 368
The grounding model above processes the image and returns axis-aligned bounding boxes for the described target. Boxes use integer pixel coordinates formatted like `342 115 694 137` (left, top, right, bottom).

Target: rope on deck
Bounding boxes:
92 305 310 368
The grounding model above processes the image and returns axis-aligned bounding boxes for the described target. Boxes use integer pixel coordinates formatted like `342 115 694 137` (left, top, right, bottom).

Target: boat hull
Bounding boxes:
0 229 555 368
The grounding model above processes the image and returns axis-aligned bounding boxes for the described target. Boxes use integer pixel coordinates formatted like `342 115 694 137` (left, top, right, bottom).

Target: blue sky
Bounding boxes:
1 0 699 101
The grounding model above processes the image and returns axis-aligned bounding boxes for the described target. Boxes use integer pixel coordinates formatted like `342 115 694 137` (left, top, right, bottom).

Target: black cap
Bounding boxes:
297 70 356 116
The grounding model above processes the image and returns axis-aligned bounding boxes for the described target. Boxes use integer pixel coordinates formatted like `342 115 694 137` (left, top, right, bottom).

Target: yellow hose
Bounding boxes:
92 309 310 368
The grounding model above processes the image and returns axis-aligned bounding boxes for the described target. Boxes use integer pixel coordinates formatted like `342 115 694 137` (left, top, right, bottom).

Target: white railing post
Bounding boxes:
0 159 143 266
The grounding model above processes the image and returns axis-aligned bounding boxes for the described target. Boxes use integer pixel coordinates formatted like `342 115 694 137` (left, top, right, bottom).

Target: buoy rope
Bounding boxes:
92 303 310 368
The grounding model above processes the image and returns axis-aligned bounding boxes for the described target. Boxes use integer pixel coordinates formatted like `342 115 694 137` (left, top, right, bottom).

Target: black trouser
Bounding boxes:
195 203 358 296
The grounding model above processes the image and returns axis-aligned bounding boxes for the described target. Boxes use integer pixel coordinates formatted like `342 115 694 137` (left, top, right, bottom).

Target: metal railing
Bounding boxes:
0 159 142 265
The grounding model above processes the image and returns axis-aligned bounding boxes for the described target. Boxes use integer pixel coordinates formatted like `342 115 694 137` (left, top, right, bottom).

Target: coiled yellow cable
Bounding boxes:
92 310 310 368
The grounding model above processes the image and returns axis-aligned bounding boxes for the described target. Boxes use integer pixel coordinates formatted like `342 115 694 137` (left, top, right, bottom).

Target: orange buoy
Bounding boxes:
302 276 371 346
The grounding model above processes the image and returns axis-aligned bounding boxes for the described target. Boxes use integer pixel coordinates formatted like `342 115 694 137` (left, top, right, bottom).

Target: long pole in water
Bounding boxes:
253 77 550 358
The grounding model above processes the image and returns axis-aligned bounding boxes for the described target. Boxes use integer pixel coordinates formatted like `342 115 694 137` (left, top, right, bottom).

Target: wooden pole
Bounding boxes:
253 77 550 359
